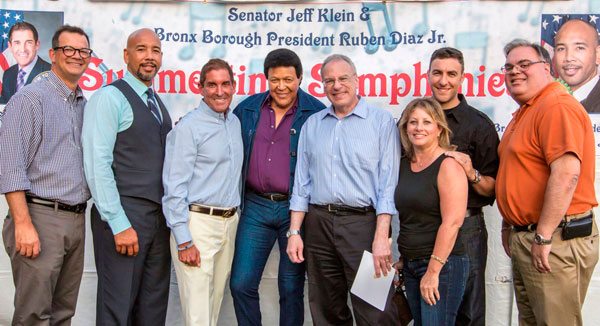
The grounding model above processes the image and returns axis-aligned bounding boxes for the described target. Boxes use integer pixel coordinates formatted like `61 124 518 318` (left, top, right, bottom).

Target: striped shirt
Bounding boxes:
0 70 90 205
289 97 401 216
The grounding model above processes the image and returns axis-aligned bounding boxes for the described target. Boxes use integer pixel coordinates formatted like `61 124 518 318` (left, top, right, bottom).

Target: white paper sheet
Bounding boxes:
350 250 395 311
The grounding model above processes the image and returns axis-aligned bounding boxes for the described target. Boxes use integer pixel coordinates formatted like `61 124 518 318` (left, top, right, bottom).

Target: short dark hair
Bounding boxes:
263 48 303 78
200 58 234 86
9 21 38 42
51 25 90 49
429 47 464 72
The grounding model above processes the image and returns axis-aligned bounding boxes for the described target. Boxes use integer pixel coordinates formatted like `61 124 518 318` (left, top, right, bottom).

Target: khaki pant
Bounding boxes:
509 219 599 326
171 210 239 326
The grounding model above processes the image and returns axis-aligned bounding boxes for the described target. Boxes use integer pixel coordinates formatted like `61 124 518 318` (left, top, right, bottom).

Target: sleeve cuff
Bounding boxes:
375 202 397 216
289 195 309 212
107 214 132 235
172 223 192 246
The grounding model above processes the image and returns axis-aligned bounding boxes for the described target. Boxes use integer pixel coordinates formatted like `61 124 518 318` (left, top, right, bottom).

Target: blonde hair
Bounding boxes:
398 97 455 160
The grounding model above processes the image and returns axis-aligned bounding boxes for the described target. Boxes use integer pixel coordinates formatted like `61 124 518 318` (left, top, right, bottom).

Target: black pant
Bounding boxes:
456 213 487 326
304 204 398 326
91 197 171 326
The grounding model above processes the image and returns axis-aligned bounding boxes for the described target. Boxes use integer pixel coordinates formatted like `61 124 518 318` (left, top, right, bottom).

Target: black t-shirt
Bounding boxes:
395 155 465 259
444 94 500 208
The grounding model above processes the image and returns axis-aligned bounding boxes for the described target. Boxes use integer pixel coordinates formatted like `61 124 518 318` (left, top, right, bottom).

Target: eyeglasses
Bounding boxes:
53 46 93 59
322 75 354 88
500 60 546 74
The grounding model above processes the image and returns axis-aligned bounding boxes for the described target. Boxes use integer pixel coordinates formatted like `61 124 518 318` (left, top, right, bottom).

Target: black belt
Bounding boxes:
465 207 483 218
26 195 87 214
250 189 289 202
189 203 237 218
314 204 375 215
513 211 593 232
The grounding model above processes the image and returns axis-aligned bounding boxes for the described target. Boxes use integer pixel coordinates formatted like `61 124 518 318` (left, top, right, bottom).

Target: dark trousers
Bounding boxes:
3 203 85 326
456 213 487 326
404 255 469 326
91 197 171 326
230 192 305 326
304 205 399 326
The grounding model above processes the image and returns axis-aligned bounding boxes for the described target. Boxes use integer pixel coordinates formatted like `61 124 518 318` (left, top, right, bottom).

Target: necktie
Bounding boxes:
16 69 26 92
145 88 162 125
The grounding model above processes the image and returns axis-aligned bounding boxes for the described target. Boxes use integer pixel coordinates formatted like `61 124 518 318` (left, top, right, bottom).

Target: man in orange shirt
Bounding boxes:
496 39 598 326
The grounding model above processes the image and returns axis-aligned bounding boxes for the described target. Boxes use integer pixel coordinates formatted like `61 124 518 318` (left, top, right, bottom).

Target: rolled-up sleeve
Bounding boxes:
375 116 400 216
162 119 197 245
0 93 41 193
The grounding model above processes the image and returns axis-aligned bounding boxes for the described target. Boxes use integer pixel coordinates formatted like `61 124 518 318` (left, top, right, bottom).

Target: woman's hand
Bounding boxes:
420 269 440 306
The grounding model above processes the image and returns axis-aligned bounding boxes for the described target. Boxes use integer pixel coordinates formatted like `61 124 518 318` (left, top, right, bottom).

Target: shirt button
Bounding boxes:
271 141 274 145
268 158 272 162
334 155 337 158
271 125 274 128
334 192 337 196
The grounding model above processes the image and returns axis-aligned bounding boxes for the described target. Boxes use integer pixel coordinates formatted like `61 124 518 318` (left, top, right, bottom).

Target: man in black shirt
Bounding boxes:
427 47 500 326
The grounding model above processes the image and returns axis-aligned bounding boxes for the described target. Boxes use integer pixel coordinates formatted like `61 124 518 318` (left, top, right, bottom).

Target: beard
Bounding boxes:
135 63 157 82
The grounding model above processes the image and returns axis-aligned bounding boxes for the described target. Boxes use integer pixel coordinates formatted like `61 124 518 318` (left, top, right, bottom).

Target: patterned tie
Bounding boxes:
145 88 162 125
16 69 26 92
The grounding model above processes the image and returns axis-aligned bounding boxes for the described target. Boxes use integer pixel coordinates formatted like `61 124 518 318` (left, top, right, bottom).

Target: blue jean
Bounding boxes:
230 192 306 326
403 254 469 326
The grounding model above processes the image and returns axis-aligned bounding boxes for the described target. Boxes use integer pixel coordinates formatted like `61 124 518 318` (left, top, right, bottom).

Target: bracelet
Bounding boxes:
177 242 194 251
430 254 446 265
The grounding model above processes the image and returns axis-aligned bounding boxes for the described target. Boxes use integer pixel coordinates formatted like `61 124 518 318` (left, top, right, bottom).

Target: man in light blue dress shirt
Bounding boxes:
82 28 172 325
286 54 401 325
162 58 243 326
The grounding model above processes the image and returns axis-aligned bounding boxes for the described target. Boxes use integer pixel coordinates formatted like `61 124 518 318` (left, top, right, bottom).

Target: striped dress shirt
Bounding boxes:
289 97 401 216
0 71 90 205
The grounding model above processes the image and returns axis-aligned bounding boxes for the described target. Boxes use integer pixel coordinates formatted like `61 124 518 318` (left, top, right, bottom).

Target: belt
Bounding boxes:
26 195 87 214
250 189 289 202
189 203 237 218
513 210 593 232
314 204 375 215
465 207 483 218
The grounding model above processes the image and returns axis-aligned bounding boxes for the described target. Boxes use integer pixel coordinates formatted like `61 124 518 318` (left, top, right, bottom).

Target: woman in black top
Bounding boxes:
395 98 469 326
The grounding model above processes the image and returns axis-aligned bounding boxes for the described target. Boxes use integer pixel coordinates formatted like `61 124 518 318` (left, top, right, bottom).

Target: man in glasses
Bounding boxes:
229 48 325 326
0 25 91 325
0 21 51 104
553 18 600 113
82 28 172 325
497 39 598 325
287 54 400 325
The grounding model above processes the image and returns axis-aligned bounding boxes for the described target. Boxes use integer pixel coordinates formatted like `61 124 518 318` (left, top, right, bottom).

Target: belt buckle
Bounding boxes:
527 224 536 232
222 209 232 218
327 204 338 214
270 194 277 201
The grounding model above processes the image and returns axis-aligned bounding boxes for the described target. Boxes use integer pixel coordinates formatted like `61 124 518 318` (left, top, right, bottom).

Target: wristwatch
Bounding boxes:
534 233 552 245
286 230 300 238
471 169 481 184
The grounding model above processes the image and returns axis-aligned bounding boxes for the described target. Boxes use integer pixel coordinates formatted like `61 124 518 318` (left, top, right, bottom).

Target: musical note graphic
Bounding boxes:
178 2 227 61
362 3 397 55
518 1 545 26
312 21 339 54
455 31 488 66
412 3 429 36
121 2 146 25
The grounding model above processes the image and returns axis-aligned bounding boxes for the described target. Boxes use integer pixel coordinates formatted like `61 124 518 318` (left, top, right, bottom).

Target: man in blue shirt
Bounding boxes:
287 54 401 325
162 58 243 326
230 49 325 326
82 28 172 325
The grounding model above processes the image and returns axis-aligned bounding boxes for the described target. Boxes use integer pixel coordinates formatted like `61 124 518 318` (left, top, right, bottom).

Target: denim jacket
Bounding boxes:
233 88 326 210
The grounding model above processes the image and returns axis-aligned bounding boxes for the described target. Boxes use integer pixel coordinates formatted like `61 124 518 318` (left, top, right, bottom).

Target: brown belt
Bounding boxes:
513 210 593 232
189 203 237 218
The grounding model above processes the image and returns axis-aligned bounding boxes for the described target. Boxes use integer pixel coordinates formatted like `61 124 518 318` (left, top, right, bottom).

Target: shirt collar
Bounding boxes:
47 69 84 101
443 94 468 123
199 99 230 120
323 96 367 119
19 55 38 75
123 71 153 98
513 81 563 119
573 75 599 102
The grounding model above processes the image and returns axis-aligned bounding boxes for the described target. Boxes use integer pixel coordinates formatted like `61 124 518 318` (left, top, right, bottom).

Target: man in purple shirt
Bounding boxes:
231 48 326 326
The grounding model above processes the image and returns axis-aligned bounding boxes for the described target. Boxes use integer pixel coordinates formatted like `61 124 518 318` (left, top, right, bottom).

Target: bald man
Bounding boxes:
82 28 172 325
554 19 600 113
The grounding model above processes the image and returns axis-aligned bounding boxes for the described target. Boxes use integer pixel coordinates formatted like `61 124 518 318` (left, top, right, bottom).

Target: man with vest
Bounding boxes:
82 28 172 325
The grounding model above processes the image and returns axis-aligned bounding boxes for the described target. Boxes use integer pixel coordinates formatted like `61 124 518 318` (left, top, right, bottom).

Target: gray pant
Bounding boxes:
2 203 85 326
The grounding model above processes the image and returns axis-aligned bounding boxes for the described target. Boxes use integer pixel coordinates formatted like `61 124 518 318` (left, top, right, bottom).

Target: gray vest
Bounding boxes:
110 79 172 204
